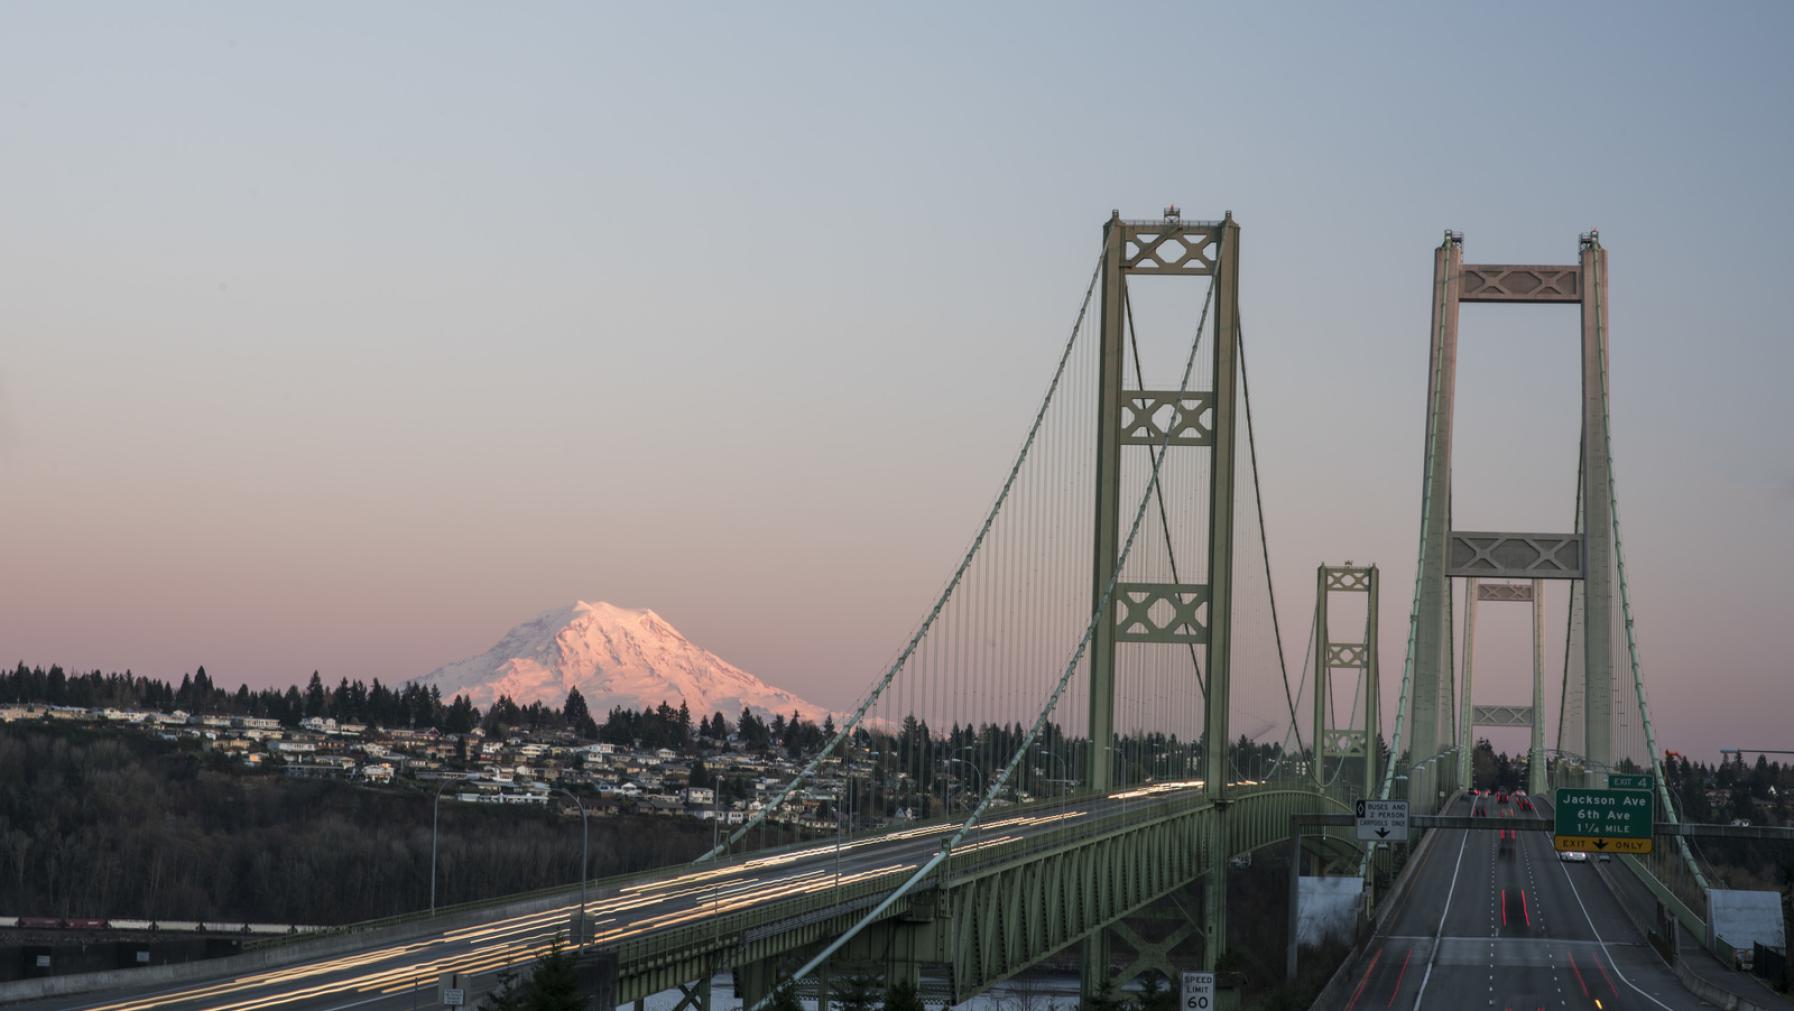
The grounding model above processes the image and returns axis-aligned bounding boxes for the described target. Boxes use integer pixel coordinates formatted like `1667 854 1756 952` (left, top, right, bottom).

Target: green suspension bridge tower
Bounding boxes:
1312 563 1381 802
1409 230 1618 805
1087 209 1240 984
1455 579 1549 796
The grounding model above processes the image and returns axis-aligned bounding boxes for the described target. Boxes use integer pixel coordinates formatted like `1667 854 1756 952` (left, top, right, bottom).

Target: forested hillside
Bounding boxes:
0 724 716 924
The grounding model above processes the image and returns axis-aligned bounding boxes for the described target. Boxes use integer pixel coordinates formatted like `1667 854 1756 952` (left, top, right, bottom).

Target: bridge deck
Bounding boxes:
3 784 1344 1011
1319 794 1715 1011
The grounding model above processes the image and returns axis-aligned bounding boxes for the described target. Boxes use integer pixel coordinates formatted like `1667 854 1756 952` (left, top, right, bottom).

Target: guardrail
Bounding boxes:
246 821 846 949
0 917 320 936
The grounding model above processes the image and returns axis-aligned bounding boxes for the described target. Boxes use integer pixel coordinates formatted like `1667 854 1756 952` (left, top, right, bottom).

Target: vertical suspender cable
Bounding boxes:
697 257 1102 862
1237 317 1307 762
1586 242 1709 894
747 256 1215 1011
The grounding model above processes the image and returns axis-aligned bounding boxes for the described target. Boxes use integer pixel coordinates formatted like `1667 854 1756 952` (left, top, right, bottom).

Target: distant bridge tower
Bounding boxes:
1312 563 1381 801
1088 209 1241 979
1455 580 1548 796
1410 231 1618 806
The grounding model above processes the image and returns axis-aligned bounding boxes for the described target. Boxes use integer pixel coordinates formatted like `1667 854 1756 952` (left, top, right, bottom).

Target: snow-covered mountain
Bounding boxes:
417 601 831 724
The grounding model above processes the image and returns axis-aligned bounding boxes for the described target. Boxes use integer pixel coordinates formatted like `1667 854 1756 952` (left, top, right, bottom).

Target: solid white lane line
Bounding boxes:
1411 820 1473 1010
1554 857 1676 1011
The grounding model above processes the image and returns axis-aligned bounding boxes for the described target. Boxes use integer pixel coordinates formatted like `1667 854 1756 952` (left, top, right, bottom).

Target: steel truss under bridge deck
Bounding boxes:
612 788 1350 1006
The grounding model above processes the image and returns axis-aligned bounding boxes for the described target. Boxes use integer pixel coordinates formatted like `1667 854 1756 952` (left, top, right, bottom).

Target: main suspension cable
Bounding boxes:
750 257 1218 1010
696 254 1104 862
1237 316 1306 760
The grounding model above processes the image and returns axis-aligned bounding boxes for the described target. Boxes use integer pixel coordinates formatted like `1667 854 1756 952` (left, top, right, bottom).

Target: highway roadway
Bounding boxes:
10 782 1206 1011
1326 792 1707 1011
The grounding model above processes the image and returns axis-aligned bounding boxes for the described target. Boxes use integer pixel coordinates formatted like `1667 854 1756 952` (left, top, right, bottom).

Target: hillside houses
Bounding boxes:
0 700 852 830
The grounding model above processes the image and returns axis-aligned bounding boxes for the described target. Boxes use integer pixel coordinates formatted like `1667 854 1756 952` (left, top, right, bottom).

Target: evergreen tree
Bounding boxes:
1132 973 1176 1011
303 672 326 719
445 694 479 734
564 688 595 737
883 977 925 1011
833 974 880 1011
739 708 770 751
192 666 214 710
1082 973 1125 1011
525 940 581 1011
281 686 303 726
766 981 804 1011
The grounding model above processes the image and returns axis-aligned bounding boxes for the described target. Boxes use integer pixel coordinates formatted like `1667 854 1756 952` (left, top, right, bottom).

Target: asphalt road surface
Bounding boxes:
12 782 1207 1011
1325 792 1709 1011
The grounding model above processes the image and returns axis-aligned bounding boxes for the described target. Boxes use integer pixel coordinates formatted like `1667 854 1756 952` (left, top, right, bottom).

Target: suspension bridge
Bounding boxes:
2 213 1768 1011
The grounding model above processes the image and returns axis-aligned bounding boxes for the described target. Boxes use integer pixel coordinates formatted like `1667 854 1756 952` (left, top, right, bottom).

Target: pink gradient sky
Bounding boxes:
2 5 1790 760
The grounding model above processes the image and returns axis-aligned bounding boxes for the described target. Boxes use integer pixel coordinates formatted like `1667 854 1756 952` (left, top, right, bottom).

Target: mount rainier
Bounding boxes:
418 601 832 723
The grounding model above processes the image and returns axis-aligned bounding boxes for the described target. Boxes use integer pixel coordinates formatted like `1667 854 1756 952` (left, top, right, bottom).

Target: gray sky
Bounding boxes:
2 3 1789 760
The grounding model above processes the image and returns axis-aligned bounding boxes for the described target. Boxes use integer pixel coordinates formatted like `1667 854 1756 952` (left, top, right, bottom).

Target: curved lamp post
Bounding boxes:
555 788 590 951
430 777 462 916
946 757 985 814
1038 749 1071 799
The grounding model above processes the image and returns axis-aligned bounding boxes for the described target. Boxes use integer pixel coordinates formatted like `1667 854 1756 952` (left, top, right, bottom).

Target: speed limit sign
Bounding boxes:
1180 971 1215 1009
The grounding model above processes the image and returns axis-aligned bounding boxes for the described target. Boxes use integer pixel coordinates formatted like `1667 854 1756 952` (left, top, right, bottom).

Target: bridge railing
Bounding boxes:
244 817 894 950
938 785 1349 885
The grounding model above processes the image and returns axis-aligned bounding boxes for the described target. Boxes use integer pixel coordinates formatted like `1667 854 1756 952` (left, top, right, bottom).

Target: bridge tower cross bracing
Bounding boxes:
1313 563 1381 802
1410 231 1618 806
1085 209 1241 986
1454 580 1549 796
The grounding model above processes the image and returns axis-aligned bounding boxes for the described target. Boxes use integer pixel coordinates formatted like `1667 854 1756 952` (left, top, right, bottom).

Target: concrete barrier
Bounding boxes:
1592 859 1788 1011
1668 958 1781 1011
0 885 585 1005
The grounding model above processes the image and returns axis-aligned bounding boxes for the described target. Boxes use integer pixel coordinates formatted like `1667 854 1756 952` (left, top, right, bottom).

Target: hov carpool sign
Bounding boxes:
1354 799 1409 842
1554 786 1654 855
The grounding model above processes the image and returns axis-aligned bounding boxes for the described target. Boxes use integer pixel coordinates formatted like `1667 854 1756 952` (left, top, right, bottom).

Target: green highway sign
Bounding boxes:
1555 787 1654 853
1608 773 1654 791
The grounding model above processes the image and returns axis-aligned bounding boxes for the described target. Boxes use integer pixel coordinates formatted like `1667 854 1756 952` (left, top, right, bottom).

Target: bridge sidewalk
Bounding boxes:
1596 858 1794 1010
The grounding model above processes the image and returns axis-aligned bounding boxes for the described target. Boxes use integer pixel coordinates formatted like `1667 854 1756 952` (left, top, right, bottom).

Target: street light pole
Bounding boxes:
1039 750 1071 800
555 788 590 952
430 777 460 916
947 758 984 813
